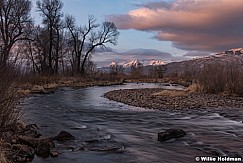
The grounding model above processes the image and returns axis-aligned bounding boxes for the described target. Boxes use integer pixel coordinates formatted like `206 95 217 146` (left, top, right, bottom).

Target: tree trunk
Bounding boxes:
80 52 90 75
1 46 11 66
81 46 96 75
48 27 53 75
74 55 81 75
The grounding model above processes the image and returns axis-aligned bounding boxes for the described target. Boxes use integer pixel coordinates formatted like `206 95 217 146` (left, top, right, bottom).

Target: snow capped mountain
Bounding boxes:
122 60 142 68
101 48 243 75
216 48 243 56
148 60 165 66
107 61 117 67
165 48 243 76
106 59 165 68
225 48 243 56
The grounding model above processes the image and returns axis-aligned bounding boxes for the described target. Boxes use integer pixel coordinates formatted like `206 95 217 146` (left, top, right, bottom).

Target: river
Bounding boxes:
21 83 243 163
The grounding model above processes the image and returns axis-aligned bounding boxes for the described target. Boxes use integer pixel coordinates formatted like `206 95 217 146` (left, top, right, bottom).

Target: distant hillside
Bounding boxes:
165 48 243 76
99 48 243 76
120 49 173 59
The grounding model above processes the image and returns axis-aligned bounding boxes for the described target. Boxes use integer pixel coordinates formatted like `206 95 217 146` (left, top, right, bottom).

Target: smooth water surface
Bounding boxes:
21 83 243 163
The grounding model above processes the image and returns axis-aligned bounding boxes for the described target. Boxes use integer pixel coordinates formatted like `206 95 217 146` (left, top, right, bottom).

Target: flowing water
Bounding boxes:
21 83 243 163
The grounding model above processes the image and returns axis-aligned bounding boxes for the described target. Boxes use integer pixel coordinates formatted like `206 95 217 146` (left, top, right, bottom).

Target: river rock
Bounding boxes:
12 144 35 162
55 131 75 141
50 151 60 157
11 139 17 144
35 142 51 158
17 136 53 146
163 83 170 86
157 129 186 142
24 124 42 138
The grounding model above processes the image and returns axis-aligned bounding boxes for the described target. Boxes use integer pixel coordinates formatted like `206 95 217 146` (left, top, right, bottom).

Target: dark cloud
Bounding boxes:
107 0 243 52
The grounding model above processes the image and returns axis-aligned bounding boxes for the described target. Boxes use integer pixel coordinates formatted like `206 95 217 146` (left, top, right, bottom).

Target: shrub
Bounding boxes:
197 64 243 96
0 65 20 132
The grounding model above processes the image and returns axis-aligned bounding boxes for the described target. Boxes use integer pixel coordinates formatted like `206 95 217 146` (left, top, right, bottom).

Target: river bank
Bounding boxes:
104 88 243 110
17 78 124 96
1 77 125 162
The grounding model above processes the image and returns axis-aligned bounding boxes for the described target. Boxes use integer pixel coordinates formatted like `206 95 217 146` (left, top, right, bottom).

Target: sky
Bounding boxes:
31 0 243 66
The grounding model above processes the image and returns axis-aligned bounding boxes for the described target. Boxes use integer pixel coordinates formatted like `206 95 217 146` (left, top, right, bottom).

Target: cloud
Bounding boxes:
120 48 173 58
134 1 172 10
107 0 243 52
94 46 114 53
183 51 212 57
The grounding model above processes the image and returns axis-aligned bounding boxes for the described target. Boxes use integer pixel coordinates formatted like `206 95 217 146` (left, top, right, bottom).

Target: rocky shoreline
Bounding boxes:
1 121 126 162
104 88 243 110
0 123 78 162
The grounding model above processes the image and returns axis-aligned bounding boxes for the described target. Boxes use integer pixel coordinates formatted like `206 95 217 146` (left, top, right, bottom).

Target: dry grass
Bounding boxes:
0 65 20 131
0 150 8 163
151 90 188 97
16 75 124 95
185 83 201 93
0 140 9 163
43 83 59 89
31 85 45 92
17 89 32 96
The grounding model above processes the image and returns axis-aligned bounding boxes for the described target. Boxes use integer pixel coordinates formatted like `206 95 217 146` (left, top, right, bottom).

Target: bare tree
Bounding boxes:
31 26 50 74
131 62 143 77
65 15 98 75
65 15 119 75
149 65 167 79
0 0 32 65
110 64 124 75
80 21 119 74
36 0 63 75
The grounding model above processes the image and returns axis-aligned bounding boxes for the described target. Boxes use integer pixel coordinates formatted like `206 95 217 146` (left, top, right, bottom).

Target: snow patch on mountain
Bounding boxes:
216 48 243 56
106 59 166 68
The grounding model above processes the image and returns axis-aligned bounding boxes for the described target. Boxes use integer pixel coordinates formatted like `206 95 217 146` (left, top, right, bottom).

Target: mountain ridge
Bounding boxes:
99 48 243 75
106 59 166 68
164 48 243 76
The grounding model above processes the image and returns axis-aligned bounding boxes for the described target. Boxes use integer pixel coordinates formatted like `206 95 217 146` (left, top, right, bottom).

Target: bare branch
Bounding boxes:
0 0 32 65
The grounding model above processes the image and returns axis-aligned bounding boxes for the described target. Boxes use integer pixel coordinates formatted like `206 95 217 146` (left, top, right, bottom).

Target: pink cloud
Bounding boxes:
107 0 243 52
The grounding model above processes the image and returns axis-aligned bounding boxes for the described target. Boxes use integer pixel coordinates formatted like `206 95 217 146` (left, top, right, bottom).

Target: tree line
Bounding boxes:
0 0 119 76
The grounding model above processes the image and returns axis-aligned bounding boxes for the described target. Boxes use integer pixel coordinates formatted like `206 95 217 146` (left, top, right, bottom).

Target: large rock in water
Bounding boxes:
157 129 186 142
55 131 75 141
35 141 53 158
17 136 55 158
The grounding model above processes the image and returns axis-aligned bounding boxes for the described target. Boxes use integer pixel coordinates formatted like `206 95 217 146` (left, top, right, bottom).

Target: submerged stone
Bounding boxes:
55 131 75 141
157 129 186 142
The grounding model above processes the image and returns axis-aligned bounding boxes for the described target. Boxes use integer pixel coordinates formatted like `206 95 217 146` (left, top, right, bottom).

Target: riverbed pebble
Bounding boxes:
104 88 243 110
